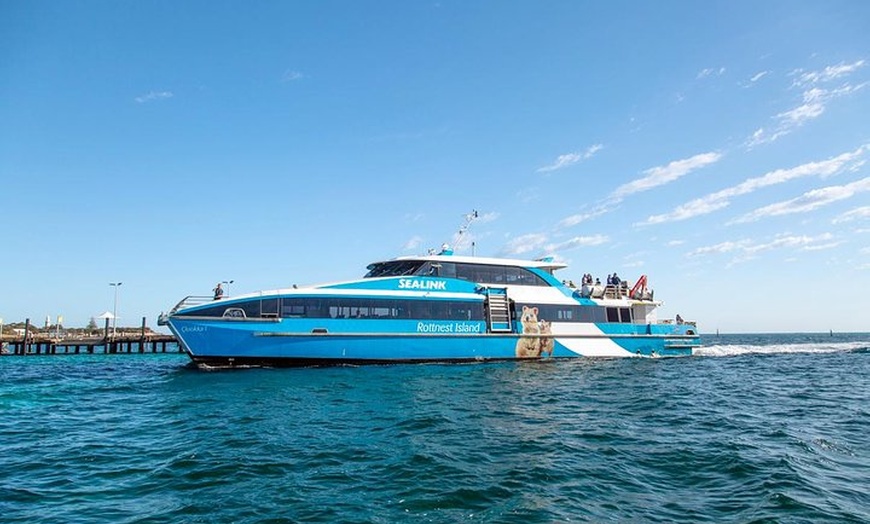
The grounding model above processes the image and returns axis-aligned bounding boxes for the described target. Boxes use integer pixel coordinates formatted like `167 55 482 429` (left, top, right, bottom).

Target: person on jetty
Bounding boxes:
213 283 224 300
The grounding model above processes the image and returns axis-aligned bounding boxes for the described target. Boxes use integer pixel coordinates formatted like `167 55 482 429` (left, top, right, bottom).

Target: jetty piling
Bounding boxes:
1 316 179 356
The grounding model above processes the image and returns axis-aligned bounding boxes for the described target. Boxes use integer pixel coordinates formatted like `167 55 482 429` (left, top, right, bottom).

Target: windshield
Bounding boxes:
364 260 426 278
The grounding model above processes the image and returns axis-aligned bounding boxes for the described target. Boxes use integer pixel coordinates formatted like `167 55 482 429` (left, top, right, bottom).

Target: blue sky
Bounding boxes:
1 1 868 333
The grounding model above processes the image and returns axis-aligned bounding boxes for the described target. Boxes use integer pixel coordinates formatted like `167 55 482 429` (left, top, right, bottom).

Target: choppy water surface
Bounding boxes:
1 333 868 523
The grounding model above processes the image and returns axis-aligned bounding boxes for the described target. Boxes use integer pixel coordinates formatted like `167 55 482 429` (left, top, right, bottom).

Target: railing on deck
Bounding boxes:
170 295 212 314
158 296 214 325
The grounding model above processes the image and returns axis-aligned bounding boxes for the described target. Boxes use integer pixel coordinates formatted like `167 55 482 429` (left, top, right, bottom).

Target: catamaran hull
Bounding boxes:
167 317 698 367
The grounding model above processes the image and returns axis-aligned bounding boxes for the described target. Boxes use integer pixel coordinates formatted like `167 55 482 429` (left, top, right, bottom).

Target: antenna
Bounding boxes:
435 210 480 255
448 210 478 254
457 210 478 238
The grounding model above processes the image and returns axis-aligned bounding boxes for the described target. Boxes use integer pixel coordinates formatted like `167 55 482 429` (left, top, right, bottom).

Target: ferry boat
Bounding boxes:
158 240 700 367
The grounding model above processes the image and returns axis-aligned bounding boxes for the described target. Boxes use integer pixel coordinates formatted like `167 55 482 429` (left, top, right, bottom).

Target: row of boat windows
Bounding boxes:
533 304 633 324
182 298 485 321
181 298 634 324
364 260 549 287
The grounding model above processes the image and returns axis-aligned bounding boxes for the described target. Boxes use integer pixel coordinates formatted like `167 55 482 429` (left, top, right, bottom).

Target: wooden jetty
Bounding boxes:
1 317 181 356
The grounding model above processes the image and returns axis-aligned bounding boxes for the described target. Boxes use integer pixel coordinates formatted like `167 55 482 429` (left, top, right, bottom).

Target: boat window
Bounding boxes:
438 262 456 278
261 298 279 318
418 262 443 277
175 298 274 319
241 300 261 318
174 303 227 318
282 304 306 317
516 268 549 286
222 308 246 318
522 303 607 323
453 263 548 286
364 261 426 278
450 303 477 321
278 297 484 321
619 308 632 323
606 308 620 323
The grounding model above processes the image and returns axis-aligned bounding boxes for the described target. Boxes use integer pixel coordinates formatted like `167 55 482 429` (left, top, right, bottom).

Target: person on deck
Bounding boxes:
213 283 224 300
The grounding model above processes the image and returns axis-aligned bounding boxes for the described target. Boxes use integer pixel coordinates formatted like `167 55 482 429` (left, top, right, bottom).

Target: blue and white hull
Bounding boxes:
160 254 700 367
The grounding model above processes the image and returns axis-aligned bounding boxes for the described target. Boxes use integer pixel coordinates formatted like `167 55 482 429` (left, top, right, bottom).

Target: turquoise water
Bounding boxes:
2 333 868 523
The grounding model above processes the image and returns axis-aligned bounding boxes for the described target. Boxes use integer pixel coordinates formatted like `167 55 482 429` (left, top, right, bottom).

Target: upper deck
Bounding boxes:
364 254 566 287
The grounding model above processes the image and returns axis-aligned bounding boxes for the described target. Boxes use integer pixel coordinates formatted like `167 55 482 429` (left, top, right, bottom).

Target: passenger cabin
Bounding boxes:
170 255 659 328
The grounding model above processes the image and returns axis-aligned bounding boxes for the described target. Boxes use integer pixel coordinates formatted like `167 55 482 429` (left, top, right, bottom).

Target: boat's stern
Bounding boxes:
662 320 701 355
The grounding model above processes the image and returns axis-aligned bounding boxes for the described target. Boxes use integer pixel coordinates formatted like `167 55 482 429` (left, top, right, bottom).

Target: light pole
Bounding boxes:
110 282 122 338
222 280 234 297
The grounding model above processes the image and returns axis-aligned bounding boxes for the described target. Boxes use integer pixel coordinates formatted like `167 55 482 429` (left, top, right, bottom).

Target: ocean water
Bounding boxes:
1 333 868 523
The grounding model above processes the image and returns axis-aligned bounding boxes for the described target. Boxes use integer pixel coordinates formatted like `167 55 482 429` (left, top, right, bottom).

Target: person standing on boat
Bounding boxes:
213 283 224 300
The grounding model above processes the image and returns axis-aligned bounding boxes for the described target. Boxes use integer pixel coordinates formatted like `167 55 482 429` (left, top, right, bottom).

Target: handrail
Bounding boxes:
159 295 214 326
169 295 213 315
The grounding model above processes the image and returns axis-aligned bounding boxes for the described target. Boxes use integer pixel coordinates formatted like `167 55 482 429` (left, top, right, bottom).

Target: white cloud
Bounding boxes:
747 233 838 253
730 176 870 224
612 152 722 200
638 145 869 226
741 71 770 88
134 91 173 103
536 144 603 173
557 204 615 228
546 235 609 252
833 206 870 224
499 232 609 257
793 60 866 87
748 60 867 147
750 71 769 83
688 233 839 264
775 87 827 123
697 67 726 79
687 239 751 257
516 187 541 204
281 70 305 82
403 235 423 250
501 233 549 256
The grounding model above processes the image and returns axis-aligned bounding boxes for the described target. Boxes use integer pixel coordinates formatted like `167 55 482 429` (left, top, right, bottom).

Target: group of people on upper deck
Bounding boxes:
567 272 622 288
564 271 633 299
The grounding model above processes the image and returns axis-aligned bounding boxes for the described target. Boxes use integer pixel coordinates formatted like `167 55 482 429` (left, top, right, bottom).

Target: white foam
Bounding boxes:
695 341 868 357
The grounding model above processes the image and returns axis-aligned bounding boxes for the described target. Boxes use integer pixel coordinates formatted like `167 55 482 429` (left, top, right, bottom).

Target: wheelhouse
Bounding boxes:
364 258 557 287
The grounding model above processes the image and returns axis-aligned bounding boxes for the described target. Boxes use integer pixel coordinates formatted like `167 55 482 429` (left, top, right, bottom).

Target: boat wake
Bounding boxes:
695 341 869 357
